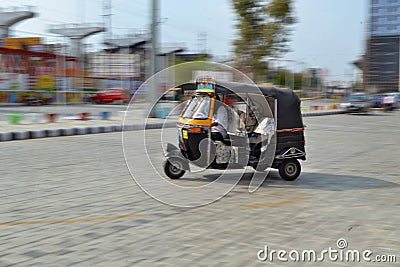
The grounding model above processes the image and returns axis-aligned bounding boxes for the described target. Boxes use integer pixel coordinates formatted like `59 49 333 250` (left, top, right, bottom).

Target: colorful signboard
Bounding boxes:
3 37 42 50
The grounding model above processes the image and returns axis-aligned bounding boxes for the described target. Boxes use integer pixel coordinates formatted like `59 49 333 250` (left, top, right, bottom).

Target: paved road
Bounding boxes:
0 112 399 266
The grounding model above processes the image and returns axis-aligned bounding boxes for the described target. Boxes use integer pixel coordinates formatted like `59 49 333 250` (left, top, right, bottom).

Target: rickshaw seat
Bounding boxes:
225 134 249 147
222 138 231 146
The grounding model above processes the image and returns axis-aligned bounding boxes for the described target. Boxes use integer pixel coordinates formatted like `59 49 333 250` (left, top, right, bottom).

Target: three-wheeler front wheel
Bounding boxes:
164 159 186 179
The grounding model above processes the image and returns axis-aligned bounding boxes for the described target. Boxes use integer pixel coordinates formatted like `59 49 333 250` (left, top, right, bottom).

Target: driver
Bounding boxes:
211 96 228 142
194 76 228 142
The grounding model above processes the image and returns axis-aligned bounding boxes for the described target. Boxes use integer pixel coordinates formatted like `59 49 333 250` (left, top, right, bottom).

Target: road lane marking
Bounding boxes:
0 213 144 227
240 198 309 209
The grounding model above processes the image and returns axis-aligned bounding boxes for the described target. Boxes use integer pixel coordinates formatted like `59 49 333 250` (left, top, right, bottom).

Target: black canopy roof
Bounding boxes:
178 81 303 130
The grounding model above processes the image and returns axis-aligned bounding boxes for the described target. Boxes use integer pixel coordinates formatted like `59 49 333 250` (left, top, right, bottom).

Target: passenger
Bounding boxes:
238 110 246 133
246 106 260 133
223 96 234 107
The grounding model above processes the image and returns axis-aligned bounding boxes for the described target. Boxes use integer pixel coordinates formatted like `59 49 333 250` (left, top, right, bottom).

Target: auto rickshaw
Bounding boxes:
163 77 306 181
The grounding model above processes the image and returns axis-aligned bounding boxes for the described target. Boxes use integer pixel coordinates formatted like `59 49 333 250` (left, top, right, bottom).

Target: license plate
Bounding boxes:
182 130 188 139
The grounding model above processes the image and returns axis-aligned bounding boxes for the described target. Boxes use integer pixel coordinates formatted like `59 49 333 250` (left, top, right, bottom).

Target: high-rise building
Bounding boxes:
365 0 400 92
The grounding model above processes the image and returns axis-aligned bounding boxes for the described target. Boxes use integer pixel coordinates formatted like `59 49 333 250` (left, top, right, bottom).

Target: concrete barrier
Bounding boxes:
46 129 61 137
100 126 114 133
13 131 30 140
303 109 348 117
88 127 101 134
74 127 88 135
0 132 13 141
30 130 46 139
60 128 75 136
112 125 121 132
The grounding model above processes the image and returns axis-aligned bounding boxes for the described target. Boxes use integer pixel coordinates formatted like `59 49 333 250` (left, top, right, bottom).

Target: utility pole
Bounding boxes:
197 32 207 53
103 0 112 43
149 0 161 116
150 0 160 76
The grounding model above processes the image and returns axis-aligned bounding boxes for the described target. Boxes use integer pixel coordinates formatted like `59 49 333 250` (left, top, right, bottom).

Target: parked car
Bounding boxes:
90 88 131 104
24 93 53 106
372 94 383 108
343 93 373 113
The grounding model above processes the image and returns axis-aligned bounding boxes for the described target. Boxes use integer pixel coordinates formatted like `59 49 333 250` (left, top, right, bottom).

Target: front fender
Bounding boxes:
164 143 190 171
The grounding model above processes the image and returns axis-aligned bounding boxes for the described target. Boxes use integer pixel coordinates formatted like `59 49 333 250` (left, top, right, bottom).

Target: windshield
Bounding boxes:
181 95 211 119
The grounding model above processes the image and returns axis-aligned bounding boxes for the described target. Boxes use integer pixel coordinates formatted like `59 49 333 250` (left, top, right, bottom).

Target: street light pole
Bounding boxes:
149 0 160 116
150 0 159 77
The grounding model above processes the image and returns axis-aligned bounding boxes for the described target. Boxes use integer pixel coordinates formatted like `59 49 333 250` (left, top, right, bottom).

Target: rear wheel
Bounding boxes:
278 159 301 181
164 160 185 179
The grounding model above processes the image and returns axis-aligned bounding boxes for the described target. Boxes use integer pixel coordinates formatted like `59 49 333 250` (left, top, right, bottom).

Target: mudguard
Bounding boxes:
164 143 190 171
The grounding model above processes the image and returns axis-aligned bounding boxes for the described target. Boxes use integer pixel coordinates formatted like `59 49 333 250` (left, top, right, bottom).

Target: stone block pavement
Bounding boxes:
0 113 399 266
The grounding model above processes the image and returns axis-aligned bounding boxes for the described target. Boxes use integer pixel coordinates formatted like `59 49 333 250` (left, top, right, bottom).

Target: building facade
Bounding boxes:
365 0 400 92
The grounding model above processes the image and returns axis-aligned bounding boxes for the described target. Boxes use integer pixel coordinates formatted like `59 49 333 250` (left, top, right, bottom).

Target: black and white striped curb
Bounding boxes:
0 121 177 142
0 110 348 142
302 109 348 117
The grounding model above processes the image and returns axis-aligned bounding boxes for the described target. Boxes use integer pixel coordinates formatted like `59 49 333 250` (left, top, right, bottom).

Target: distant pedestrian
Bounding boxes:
382 94 394 112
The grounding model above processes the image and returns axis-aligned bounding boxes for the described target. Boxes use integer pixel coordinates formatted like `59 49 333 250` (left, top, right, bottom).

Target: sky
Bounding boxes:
1 0 368 81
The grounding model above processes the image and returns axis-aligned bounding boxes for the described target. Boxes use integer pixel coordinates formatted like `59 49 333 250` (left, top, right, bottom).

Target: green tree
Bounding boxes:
270 69 304 89
232 0 296 82
294 72 303 89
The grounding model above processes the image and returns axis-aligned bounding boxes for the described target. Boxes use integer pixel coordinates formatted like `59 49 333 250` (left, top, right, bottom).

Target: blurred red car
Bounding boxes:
91 88 131 104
